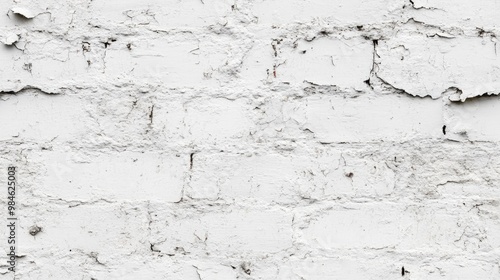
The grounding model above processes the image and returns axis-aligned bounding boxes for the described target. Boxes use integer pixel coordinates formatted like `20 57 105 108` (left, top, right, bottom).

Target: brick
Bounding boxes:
376 34 500 100
0 92 87 142
37 151 187 202
282 93 443 142
187 148 397 202
277 37 373 89
445 95 500 142
90 0 234 28
103 35 231 88
151 207 293 255
408 0 500 30
299 201 500 253
0 34 90 92
2 0 500 277
251 0 405 26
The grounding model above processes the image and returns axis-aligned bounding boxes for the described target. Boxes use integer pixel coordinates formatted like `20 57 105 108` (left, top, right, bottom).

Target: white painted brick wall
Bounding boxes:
1 0 500 279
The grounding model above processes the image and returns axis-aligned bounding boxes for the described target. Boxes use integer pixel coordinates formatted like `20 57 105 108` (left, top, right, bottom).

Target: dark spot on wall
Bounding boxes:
23 63 32 73
82 42 91 52
271 39 283 57
150 243 161 252
29 225 42 236
240 262 251 275
174 246 187 255
149 105 154 124
442 125 446 135
103 38 116 49
190 153 195 170
401 266 409 276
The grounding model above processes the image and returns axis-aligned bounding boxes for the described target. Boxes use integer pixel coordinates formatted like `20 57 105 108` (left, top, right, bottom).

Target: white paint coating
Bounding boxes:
1 0 500 279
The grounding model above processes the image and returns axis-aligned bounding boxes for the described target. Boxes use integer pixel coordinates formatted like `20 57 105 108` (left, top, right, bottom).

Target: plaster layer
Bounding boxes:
1 0 500 279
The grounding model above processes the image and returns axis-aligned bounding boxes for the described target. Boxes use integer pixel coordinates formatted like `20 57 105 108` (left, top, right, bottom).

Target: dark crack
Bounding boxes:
0 86 59 95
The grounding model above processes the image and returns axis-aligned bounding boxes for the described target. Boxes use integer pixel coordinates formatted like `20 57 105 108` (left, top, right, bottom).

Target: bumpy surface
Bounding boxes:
1 0 500 279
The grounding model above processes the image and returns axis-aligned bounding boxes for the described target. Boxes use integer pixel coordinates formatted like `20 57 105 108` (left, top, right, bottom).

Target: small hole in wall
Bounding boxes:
29 225 42 236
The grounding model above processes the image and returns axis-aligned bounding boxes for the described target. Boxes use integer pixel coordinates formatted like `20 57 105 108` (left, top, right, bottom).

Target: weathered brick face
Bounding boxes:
1 0 500 279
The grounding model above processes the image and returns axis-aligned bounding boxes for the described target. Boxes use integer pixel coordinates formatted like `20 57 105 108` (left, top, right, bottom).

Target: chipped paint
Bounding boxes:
1 0 500 279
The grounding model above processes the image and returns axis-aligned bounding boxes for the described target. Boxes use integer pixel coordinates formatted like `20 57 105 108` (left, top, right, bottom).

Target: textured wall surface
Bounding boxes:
1 0 500 279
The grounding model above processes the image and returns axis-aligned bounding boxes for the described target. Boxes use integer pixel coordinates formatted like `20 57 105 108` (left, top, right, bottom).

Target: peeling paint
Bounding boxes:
10 6 37 19
1 0 500 279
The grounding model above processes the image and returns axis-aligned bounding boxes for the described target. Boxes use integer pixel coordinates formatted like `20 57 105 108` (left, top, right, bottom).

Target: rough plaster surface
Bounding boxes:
1 0 500 279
